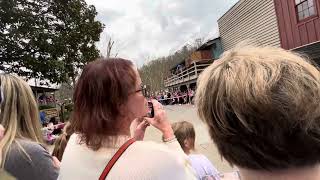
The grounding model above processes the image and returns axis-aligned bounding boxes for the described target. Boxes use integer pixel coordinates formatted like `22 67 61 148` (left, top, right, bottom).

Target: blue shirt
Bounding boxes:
40 111 46 124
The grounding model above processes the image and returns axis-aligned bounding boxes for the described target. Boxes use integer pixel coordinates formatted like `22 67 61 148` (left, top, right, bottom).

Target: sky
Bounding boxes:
85 0 239 66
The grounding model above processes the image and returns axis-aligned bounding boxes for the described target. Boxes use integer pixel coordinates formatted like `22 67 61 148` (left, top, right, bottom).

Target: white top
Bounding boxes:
58 134 197 180
188 154 220 180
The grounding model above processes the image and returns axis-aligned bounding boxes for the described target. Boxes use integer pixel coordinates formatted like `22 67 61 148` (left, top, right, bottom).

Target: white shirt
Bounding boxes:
58 134 196 180
188 154 220 180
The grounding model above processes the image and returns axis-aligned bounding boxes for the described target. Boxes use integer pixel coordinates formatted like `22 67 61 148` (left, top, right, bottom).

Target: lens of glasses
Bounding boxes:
142 85 148 97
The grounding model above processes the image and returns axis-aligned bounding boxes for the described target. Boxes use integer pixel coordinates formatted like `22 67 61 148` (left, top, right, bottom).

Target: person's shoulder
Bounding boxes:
6 140 48 172
189 153 207 159
12 139 47 154
6 139 58 180
121 141 196 179
68 133 77 143
8 139 53 163
133 140 174 153
189 153 218 172
129 141 187 166
189 153 212 162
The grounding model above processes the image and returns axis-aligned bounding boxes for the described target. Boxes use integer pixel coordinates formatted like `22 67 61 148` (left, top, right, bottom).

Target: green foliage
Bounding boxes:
60 103 73 121
64 103 73 112
60 111 71 122
0 0 104 83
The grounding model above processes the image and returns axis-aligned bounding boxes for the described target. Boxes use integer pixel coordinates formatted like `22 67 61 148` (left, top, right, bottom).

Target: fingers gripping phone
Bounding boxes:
147 101 154 118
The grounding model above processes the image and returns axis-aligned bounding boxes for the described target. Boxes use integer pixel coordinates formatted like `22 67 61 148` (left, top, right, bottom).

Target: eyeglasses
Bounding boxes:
135 84 148 97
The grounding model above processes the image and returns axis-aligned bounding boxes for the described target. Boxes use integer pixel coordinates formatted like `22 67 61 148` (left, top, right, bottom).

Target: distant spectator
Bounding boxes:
49 117 57 125
40 111 47 126
49 117 63 135
188 89 195 104
39 94 46 101
166 92 171 105
42 122 57 144
171 121 220 180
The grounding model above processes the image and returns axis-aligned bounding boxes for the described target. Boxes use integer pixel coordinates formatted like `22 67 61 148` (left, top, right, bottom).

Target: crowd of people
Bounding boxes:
0 45 320 180
38 94 57 105
41 117 65 145
149 89 195 105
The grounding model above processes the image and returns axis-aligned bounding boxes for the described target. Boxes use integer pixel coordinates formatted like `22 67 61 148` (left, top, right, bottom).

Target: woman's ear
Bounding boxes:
184 138 195 151
184 139 190 150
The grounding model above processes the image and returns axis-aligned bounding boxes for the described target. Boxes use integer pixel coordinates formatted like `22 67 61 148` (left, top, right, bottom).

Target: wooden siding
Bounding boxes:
218 0 281 51
274 0 320 49
190 50 211 62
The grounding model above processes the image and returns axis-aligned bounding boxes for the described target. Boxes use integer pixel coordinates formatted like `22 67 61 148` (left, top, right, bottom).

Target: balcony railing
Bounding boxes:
164 61 212 87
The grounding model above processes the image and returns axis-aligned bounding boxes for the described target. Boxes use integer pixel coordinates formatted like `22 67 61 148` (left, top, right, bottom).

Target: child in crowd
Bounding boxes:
42 123 57 144
171 121 220 180
52 122 73 161
49 117 62 135
41 118 65 144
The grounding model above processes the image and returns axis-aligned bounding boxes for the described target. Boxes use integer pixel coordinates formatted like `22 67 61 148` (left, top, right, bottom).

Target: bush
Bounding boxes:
65 103 74 112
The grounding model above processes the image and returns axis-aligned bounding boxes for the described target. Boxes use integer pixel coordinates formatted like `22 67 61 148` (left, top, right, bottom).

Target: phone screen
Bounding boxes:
147 101 154 118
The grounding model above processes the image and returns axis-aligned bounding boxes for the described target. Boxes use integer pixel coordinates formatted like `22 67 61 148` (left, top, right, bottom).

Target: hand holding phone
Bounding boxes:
144 100 174 140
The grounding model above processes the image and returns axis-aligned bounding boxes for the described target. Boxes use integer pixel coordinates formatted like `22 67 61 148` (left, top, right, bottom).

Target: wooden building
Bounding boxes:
164 38 222 90
186 38 223 66
218 0 281 51
218 0 320 61
274 0 320 60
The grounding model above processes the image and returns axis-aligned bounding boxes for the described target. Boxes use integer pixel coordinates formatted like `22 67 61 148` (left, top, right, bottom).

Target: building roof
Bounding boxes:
27 78 60 92
197 37 221 51
30 85 58 92
292 40 320 59
0 70 60 92
169 37 221 70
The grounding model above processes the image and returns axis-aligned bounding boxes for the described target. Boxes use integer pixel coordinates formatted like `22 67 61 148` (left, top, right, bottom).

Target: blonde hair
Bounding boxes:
171 121 196 151
0 74 43 167
196 45 320 170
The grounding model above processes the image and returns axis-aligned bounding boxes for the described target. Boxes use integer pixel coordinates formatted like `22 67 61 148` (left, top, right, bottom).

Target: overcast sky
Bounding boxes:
85 0 238 66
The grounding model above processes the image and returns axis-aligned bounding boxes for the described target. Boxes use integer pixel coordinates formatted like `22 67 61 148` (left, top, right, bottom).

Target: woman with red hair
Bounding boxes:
59 58 196 180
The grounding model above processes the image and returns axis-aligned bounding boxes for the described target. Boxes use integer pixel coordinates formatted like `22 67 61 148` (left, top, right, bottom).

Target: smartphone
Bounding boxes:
147 101 154 118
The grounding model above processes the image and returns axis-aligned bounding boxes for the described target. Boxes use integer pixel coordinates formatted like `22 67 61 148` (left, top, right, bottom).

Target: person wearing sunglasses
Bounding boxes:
58 58 196 180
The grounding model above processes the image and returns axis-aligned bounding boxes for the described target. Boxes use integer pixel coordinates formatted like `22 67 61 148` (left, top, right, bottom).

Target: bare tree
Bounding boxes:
139 44 196 92
106 37 115 58
195 38 204 48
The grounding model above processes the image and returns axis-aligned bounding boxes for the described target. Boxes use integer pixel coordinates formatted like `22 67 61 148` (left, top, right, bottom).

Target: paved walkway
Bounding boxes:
144 104 234 172
48 104 234 173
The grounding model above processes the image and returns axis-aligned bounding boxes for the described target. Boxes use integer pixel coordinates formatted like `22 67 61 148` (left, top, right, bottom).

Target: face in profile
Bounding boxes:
125 66 148 120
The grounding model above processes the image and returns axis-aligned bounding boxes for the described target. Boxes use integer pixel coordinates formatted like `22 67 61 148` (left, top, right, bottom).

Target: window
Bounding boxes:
295 0 317 21
212 43 217 49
